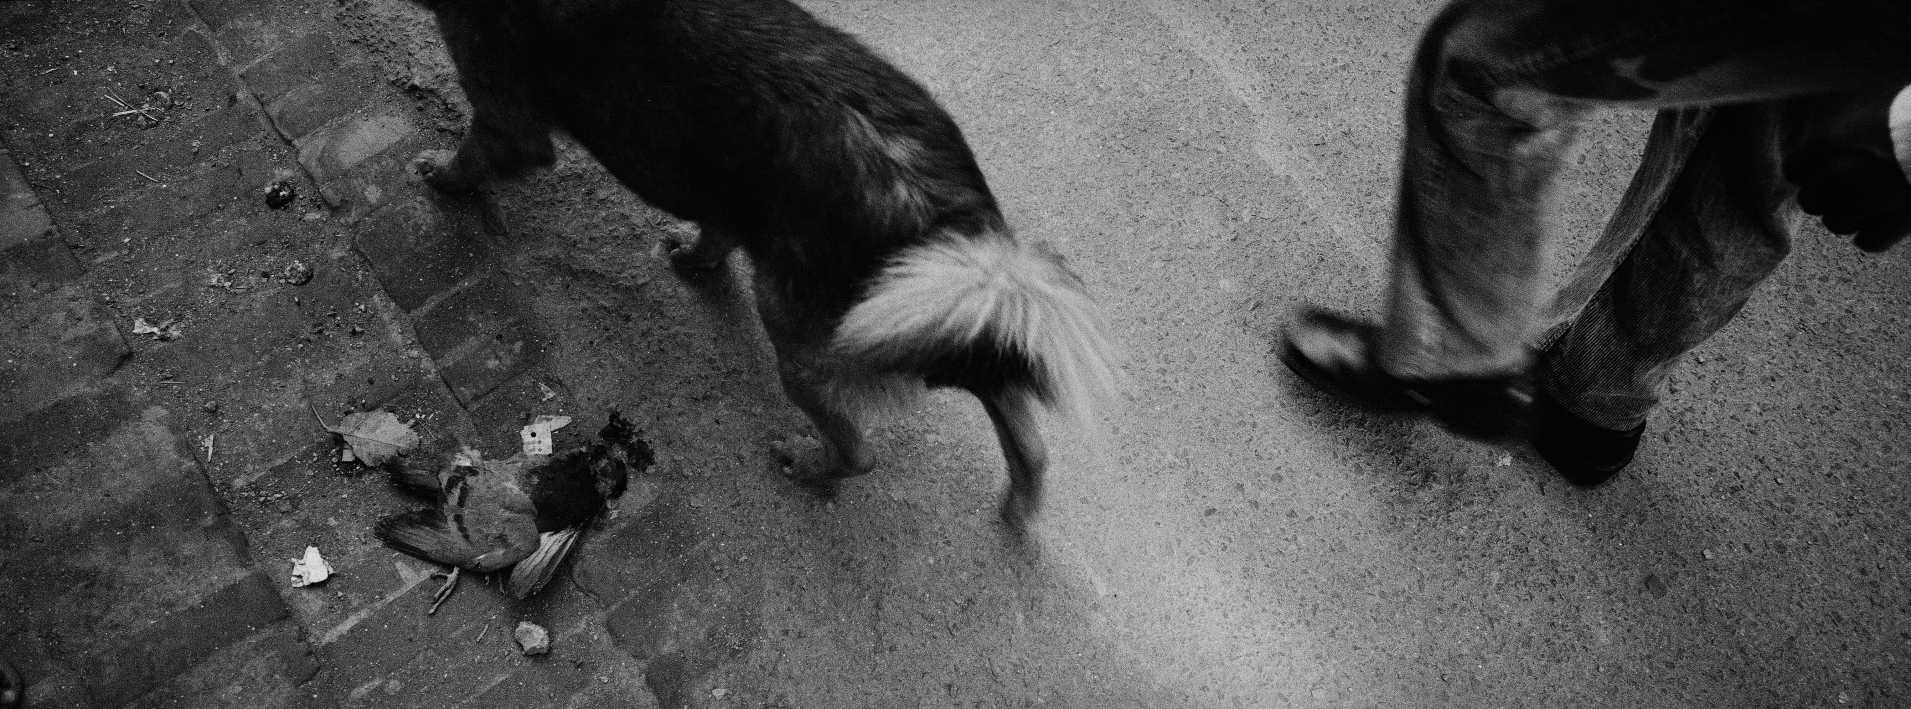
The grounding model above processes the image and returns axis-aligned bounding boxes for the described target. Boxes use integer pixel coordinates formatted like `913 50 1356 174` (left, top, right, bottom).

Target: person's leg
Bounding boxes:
1534 104 1799 482
1287 0 1911 439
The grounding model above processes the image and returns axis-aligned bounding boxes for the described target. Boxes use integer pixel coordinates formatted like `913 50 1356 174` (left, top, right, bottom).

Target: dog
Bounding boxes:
410 0 1116 528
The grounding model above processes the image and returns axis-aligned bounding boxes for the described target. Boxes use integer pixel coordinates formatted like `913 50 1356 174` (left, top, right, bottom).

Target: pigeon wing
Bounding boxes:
373 508 481 567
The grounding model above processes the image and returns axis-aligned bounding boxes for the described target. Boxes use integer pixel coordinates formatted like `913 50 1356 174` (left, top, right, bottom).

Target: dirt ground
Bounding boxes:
3 0 1910 707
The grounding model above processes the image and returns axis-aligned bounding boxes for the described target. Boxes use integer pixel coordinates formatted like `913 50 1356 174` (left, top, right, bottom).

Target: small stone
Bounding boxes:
264 180 296 209
514 621 551 656
203 401 220 414
282 260 314 285
712 688 728 699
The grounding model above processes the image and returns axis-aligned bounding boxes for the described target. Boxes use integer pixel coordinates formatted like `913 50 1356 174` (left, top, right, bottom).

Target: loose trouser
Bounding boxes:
1380 0 1911 429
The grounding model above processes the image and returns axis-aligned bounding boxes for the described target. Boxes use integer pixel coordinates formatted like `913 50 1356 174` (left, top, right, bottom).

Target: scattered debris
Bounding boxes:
135 170 162 184
102 88 170 128
281 260 314 286
315 407 420 467
536 380 559 401
519 415 572 456
264 180 296 209
206 271 234 289
202 433 215 462
131 317 182 341
1495 453 1512 467
514 621 551 656
291 546 334 587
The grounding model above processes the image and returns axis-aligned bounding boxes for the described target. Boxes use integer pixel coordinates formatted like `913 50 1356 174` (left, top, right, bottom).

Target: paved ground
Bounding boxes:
3 0 1909 707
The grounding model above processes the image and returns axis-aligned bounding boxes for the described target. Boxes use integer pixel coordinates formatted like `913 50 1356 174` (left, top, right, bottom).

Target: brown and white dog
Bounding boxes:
411 0 1116 528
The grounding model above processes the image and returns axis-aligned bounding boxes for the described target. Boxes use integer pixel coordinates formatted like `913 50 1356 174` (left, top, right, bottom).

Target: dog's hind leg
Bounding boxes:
754 286 874 490
773 355 876 490
976 387 1048 532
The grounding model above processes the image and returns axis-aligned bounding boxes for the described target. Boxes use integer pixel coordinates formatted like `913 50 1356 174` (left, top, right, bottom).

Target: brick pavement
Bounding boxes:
0 0 657 706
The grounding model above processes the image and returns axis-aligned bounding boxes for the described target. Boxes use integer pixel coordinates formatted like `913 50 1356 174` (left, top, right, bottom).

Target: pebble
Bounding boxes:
514 621 551 656
264 180 296 209
281 260 313 286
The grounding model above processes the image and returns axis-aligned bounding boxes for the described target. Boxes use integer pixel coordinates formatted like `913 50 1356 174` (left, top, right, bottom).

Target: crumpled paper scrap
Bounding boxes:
291 545 334 587
519 415 571 456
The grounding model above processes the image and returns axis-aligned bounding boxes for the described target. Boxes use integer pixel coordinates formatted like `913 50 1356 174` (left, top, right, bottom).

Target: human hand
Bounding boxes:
1783 88 1911 252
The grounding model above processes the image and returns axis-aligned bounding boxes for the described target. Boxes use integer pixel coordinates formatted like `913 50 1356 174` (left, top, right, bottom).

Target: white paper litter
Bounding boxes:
519 415 572 456
132 317 182 341
291 545 334 587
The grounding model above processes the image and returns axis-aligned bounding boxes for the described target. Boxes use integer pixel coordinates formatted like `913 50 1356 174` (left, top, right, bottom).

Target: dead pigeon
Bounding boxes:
375 412 652 612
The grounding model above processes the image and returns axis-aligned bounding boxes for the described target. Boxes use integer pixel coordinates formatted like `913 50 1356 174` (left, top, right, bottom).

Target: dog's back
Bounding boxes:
426 0 1115 527
461 0 999 297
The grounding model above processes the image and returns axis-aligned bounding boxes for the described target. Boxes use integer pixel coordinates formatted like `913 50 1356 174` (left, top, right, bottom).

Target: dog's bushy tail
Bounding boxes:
832 232 1117 426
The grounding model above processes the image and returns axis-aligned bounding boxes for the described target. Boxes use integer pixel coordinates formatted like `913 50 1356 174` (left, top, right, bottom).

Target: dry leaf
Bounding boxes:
329 410 420 466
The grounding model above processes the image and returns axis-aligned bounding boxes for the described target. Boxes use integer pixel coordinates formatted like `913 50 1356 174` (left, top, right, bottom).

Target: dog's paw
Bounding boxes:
997 489 1041 535
667 246 725 273
771 435 862 497
664 230 726 273
411 150 478 193
771 435 827 482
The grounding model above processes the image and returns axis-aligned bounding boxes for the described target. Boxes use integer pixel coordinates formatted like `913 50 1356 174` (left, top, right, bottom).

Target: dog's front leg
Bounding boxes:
412 8 554 193
414 112 555 194
668 222 739 273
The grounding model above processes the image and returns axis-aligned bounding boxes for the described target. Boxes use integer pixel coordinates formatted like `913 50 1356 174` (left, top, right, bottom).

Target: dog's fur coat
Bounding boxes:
414 0 1116 526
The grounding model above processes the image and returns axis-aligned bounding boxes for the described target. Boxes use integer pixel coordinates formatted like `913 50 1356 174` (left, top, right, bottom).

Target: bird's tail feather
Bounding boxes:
506 528 582 599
